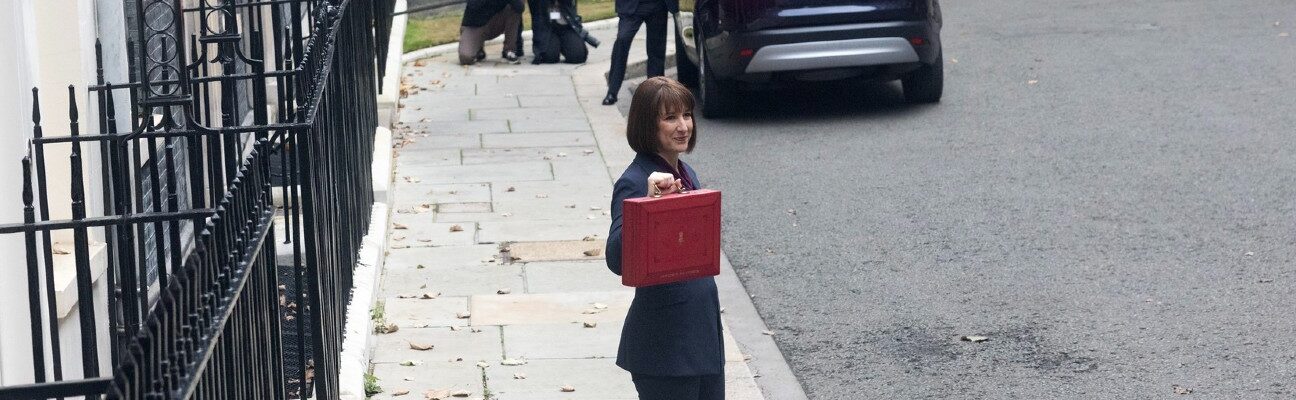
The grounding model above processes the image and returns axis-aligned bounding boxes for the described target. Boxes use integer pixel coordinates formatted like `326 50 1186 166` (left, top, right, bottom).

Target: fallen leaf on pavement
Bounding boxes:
762 330 775 336
583 235 598 241
393 389 410 396
565 204 577 208
409 342 434 351
501 358 526 366
497 288 512 294
514 372 527 379
393 223 408 229
456 311 471 319
961 335 989 343
421 292 440 299
423 389 450 399
583 149 594 155
560 385 576 392
593 303 608 309
583 321 597 328
1173 386 1192 395
500 212 512 217
583 249 602 257
414 60 426 67
450 389 471 397
476 361 490 368
449 224 464 232
400 360 422 366
506 186 516 192
1028 80 1039 85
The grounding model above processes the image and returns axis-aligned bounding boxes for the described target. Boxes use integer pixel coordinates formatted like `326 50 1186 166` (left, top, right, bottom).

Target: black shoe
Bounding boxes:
602 93 617 105
475 49 486 62
503 51 521 64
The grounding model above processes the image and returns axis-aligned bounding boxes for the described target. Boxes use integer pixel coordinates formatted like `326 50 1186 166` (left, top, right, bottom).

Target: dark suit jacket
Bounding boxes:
614 0 679 17
606 153 724 376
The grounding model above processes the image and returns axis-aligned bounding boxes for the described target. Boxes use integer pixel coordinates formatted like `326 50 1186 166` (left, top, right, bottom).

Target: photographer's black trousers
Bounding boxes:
532 22 588 64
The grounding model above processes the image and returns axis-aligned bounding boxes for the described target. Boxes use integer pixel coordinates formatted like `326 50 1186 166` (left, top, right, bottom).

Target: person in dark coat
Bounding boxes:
527 0 590 64
606 77 724 400
601 0 679 105
458 0 525 65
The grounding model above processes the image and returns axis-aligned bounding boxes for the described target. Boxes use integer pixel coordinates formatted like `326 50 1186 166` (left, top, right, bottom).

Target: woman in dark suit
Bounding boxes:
605 76 724 400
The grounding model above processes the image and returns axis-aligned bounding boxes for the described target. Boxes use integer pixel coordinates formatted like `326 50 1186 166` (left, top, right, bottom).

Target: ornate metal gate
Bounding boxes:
0 0 395 398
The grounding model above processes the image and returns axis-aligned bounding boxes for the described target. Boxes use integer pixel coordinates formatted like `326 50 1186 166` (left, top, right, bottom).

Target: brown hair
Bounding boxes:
625 77 698 154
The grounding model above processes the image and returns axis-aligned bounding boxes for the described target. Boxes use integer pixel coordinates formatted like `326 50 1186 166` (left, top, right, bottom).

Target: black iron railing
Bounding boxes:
0 0 394 398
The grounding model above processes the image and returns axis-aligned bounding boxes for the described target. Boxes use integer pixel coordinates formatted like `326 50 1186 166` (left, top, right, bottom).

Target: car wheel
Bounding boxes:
902 50 944 104
675 31 699 87
699 43 735 118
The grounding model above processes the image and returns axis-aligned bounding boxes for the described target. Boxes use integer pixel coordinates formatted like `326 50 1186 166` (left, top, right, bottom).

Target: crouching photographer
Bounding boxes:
528 0 599 64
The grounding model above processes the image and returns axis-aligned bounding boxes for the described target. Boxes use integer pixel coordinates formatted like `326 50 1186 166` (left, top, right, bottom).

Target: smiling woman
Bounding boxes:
604 77 725 400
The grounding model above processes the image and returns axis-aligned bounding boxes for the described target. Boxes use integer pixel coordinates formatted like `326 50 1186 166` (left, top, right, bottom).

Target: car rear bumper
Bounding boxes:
744 37 919 73
705 20 940 79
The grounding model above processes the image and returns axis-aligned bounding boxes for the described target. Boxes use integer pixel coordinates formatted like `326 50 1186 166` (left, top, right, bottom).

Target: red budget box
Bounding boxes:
621 189 722 287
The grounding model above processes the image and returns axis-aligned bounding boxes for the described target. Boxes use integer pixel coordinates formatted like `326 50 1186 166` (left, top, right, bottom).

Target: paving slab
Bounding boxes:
461 146 596 165
393 132 480 152
383 260 522 297
398 161 553 184
508 241 607 263
470 291 633 326
393 148 461 168
472 106 587 121
502 323 621 360
481 131 594 148
484 359 637 400
372 326 504 364
383 297 470 328
524 261 628 294
507 118 592 133
517 95 581 108
406 120 512 135
550 156 615 182
438 202 494 213
476 219 610 243
368 361 484 400
384 245 502 270
388 218 480 248
401 94 520 110
397 106 471 123
392 183 492 206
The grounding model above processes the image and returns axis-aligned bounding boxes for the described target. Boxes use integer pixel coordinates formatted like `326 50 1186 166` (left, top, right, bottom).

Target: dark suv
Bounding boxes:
674 0 944 117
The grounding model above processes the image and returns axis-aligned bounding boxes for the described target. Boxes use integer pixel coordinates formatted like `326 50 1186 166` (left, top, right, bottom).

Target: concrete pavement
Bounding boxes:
364 23 779 400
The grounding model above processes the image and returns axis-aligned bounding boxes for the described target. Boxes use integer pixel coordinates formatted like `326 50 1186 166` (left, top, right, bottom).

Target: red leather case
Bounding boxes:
621 189 722 287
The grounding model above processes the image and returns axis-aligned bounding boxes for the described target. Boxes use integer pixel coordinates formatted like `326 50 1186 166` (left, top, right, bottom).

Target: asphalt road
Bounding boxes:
625 0 1296 398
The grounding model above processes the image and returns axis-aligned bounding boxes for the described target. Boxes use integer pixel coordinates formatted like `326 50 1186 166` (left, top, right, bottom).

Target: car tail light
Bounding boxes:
909 37 926 46
739 48 754 58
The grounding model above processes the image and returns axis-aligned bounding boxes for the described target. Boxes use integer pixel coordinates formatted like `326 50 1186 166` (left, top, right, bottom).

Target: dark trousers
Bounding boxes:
606 9 668 96
458 8 522 65
533 23 589 64
631 373 724 400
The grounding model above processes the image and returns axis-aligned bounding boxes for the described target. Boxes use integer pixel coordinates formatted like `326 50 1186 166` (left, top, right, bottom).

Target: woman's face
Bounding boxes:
656 105 693 156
